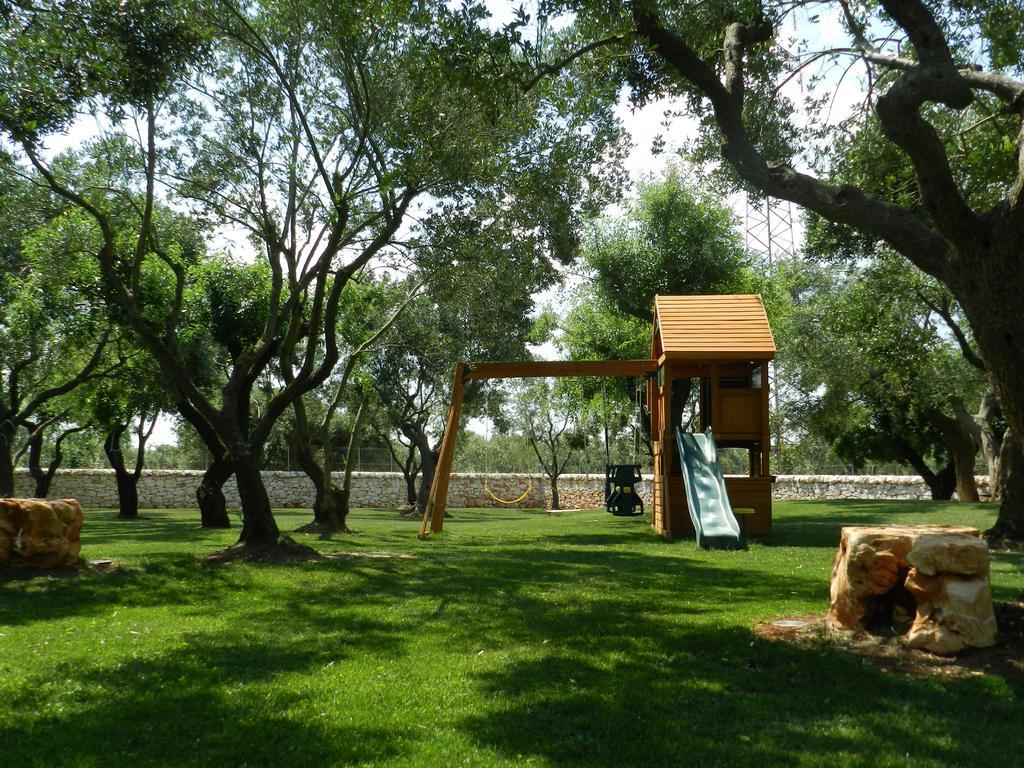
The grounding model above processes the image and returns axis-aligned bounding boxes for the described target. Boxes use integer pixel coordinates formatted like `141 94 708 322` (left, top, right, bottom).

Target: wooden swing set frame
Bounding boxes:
418 359 659 538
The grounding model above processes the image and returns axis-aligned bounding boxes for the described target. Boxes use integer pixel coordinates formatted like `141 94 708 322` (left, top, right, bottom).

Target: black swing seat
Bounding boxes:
605 464 644 517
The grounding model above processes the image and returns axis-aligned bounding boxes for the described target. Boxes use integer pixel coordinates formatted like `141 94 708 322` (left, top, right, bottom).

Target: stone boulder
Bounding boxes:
0 498 84 569
827 525 997 655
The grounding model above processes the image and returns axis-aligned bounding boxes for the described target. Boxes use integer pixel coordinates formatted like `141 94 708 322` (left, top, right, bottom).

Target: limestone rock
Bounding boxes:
827 525 997 655
904 571 998 654
907 534 990 576
0 498 83 569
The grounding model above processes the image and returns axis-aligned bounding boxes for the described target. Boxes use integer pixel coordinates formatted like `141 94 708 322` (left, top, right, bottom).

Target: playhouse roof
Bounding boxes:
653 294 776 361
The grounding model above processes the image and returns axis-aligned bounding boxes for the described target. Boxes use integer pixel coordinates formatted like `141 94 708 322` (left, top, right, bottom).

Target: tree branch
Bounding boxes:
131 99 158 294
20 330 111 420
134 410 160 478
877 0 966 78
916 290 987 371
221 2 338 207
722 20 772 103
251 190 414 448
23 147 222 430
629 3 951 279
874 65 979 248
320 279 426 436
521 34 631 93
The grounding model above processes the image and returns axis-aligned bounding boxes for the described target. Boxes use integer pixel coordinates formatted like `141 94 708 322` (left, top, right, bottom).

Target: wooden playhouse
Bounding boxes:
420 294 776 541
647 294 776 538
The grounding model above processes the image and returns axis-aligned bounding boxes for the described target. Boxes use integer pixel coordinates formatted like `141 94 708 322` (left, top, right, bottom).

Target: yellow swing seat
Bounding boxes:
483 477 533 505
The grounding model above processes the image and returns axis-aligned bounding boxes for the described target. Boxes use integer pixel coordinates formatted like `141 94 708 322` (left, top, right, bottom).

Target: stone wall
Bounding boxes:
10 468 552 510
9 469 990 509
548 475 650 510
772 474 990 501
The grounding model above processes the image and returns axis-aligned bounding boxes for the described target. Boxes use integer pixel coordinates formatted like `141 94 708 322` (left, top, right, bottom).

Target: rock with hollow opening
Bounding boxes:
827 525 996 655
0 498 83 568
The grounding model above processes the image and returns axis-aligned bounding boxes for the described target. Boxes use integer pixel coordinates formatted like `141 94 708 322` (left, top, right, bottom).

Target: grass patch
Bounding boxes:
2 500 1022 767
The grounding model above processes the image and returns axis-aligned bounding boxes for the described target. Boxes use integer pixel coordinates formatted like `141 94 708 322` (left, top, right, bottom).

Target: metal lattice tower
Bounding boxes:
745 196 797 269
745 195 797 471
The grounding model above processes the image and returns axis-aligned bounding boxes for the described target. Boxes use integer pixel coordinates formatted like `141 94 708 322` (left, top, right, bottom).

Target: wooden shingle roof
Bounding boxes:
653 294 776 361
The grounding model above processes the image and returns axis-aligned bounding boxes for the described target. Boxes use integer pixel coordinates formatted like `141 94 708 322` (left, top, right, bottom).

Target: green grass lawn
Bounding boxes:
2 501 1022 767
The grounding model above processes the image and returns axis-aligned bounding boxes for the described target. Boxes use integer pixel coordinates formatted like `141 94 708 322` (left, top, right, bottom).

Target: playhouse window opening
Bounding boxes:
718 447 750 475
675 378 700 430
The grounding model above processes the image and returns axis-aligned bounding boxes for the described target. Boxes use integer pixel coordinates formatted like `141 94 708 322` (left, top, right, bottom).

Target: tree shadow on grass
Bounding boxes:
1 557 422 766
80 511 223 545
0 559 243 627
765 500 1000 549
3 507 1021 767
459 622 1024 767
1 628 414 767
439 530 661 550
370 545 826 656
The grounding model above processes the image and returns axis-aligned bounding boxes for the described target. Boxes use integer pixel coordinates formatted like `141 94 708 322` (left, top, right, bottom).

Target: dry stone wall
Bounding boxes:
549 474 649 510
11 469 989 509
773 474 991 501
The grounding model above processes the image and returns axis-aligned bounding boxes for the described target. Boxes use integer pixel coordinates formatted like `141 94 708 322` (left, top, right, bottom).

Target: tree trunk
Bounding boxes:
313 487 348 532
662 379 696 476
949 247 1024 531
417 445 438 513
379 427 420 510
25 421 83 499
974 391 1003 500
288 407 337 532
0 421 13 496
550 474 560 511
928 406 980 502
401 422 437 513
27 429 50 498
234 452 280 546
896 438 955 500
196 456 232 528
403 470 418 506
333 399 369 533
115 466 140 519
670 378 693 430
987 428 1024 540
949 395 984 502
393 437 420 507
104 425 139 519
290 395 355 534
928 463 957 502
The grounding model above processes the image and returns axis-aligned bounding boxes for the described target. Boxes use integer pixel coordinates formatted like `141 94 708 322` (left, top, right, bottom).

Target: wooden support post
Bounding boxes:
761 359 771 478
659 428 672 537
659 366 674 536
419 363 466 538
709 362 720 434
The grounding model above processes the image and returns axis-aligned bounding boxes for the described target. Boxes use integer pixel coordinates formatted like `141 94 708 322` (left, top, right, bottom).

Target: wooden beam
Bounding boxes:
419 363 466 538
419 358 657 539
662 350 775 362
463 359 658 380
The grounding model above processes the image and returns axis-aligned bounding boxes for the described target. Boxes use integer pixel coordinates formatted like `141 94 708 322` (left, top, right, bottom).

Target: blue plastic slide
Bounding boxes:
675 428 743 549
